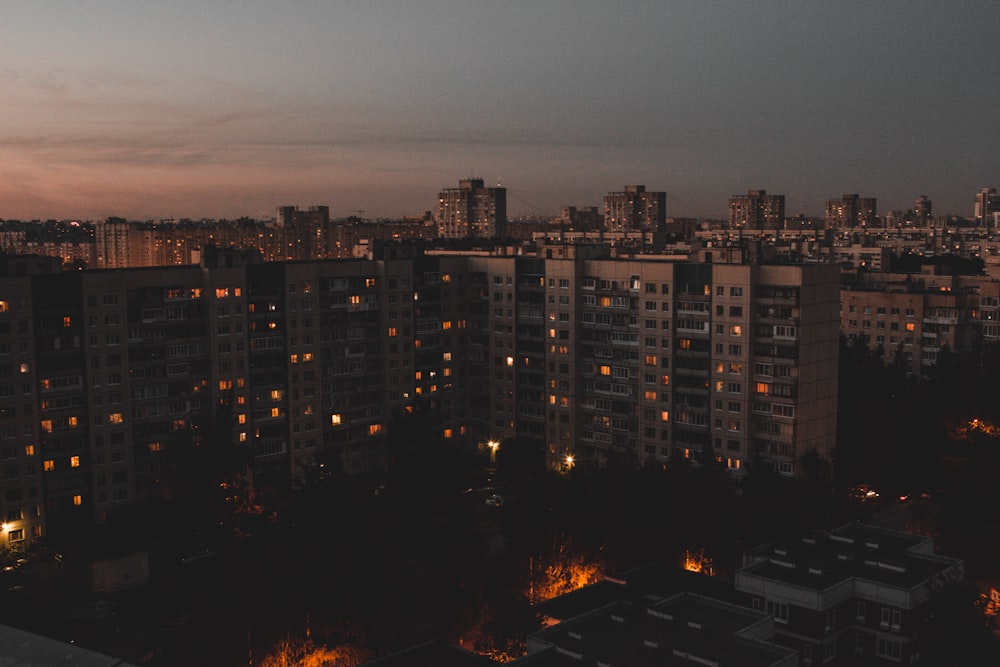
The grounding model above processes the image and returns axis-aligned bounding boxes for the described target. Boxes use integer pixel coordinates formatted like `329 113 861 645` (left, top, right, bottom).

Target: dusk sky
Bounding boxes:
2 1 998 221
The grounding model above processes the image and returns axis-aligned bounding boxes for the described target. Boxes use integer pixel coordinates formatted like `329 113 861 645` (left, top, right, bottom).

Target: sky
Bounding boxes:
2 1 998 221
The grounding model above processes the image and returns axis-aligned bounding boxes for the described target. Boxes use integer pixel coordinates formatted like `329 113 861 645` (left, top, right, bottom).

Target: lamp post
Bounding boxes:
487 440 499 463
564 454 575 472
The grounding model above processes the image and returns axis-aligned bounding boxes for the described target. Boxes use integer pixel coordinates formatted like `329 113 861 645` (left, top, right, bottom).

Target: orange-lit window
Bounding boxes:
549 394 557 404
443 367 452 377
148 442 162 452
365 277 376 287
645 355 657 366
289 354 299 364
756 382 770 396
67 416 78 427
63 316 72 327
442 352 452 361
215 288 229 298
40 420 52 433
549 328 557 338
730 325 742 336
43 459 54 471
331 414 342 425
218 380 233 390
442 321 452 330
268 321 277 330
644 390 657 401
368 424 382 436
661 375 670 386
19 363 28 374
905 322 915 332
415 371 422 380
24 445 34 457
233 288 241 297
661 411 670 422
270 407 281 418
108 413 123 424
237 395 246 405
302 352 313 362
238 414 247 425
443 428 453 438
239 432 247 443
0 301 7 312
506 356 515 367
599 365 611 376
349 295 361 305
388 327 398 337
414 339 421 348
73 495 82 506
70 455 80 468
678 339 692 350
270 389 283 400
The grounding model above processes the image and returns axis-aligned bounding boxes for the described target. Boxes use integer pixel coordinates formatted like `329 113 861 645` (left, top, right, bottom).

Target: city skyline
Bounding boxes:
2 2 998 221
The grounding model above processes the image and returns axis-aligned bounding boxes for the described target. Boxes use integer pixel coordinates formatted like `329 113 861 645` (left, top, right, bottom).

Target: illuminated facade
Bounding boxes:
603 185 666 233
824 194 878 229
728 190 786 230
0 241 840 549
434 178 508 239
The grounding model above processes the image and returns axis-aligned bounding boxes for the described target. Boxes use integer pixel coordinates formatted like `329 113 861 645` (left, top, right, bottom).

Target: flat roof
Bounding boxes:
530 595 795 667
0 623 140 667
739 523 962 592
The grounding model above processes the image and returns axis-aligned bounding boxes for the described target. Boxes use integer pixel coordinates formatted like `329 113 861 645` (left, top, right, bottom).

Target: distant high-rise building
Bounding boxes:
602 185 666 232
434 178 507 239
914 195 932 223
728 190 785 230
975 187 1000 227
824 194 877 229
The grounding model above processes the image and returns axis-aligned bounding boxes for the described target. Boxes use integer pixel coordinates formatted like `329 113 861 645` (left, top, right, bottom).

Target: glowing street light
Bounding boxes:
564 454 575 471
487 440 499 462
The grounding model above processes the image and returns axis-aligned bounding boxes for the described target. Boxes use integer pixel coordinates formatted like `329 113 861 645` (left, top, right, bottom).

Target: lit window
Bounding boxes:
506 356 514 367
905 322 915 332
661 411 670 422
215 288 229 298
442 321 452 330
270 389 283 400
368 424 382 436
63 316 72 327
108 413 123 424
67 416 78 427
19 363 28 374
238 414 247 425
661 375 670 385
599 365 611 376
43 459 54 471
24 445 34 457
40 420 52 433
289 354 299 364
644 390 657 401
148 442 162 452
239 432 247 443
443 428 453 438
270 407 281 418
70 455 80 468
388 327 398 337
0 301 7 312
73 495 82 506
331 414 342 425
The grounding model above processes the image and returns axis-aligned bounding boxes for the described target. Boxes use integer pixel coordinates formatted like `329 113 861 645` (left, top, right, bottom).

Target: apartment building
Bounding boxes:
824 194 878 229
840 272 1000 371
434 178 508 239
603 185 666 233
729 190 786 230
0 241 839 548
735 523 964 665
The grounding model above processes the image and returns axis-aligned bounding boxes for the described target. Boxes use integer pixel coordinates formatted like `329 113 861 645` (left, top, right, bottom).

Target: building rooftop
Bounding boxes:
0 623 141 667
529 594 796 667
739 522 962 592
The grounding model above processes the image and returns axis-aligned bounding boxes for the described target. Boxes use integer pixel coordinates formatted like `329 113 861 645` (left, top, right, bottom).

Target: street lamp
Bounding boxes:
564 454 575 471
487 440 499 463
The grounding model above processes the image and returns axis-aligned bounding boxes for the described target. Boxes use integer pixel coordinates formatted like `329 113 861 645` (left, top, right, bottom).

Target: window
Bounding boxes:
876 638 901 660
43 460 54 472
70 455 80 468
765 600 788 623
880 607 890 628
856 601 866 622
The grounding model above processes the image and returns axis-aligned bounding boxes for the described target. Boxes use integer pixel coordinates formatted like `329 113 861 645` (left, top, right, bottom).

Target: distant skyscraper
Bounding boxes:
824 194 877 229
914 195 932 223
602 185 666 232
728 190 785 230
434 178 507 239
975 187 1000 227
